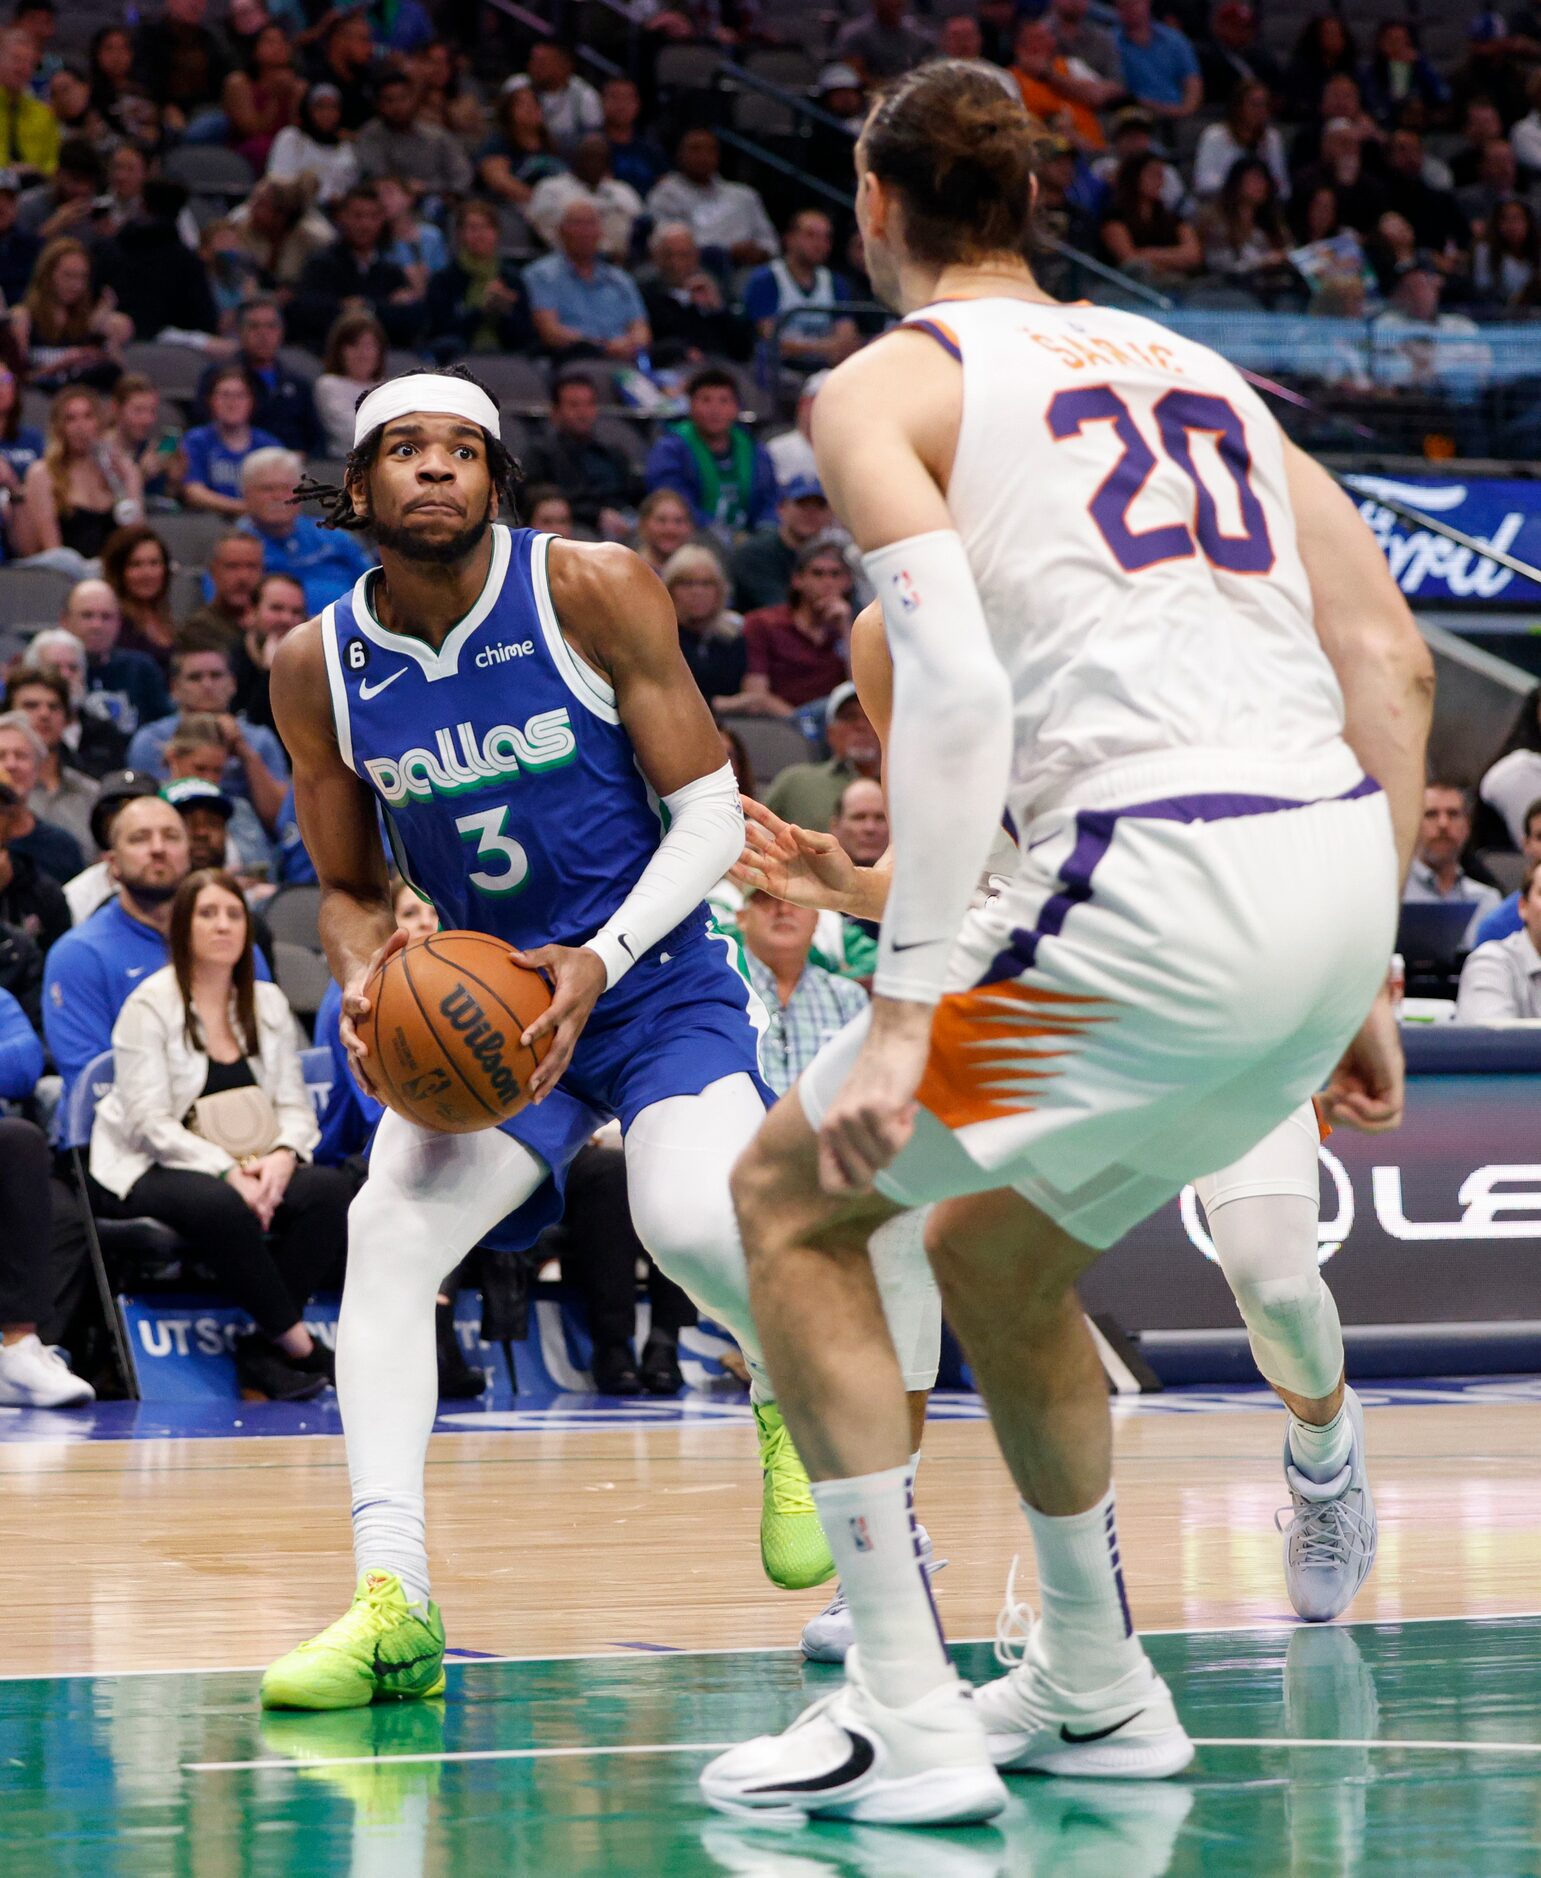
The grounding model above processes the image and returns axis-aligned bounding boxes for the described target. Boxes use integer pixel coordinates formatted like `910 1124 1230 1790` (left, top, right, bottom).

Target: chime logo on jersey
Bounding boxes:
362 707 577 804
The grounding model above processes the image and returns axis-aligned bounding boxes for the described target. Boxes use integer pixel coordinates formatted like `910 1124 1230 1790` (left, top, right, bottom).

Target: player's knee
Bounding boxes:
923 1206 1080 1323
728 1132 784 1260
1233 1272 1342 1398
346 1177 445 1281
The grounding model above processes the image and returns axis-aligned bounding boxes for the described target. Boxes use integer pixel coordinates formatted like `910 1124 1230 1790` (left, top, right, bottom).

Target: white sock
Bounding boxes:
746 1352 774 1406
811 1464 953 1708
354 1498 430 1608
1288 1401 1353 1482
1022 1488 1145 1693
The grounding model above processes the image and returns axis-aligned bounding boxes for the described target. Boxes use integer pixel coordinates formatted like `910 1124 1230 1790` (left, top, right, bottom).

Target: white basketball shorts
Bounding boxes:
800 774 1397 1249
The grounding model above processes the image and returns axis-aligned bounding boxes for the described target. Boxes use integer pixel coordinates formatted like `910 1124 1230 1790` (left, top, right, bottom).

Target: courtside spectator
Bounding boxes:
101 525 176 670
744 210 859 377
314 312 387 459
527 133 642 260
195 300 320 460
729 475 835 614
523 42 601 148
411 39 483 143
1115 0 1203 121
1404 781 1502 947
178 532 265 655
424 198 533 360
1472 198 1541 310
647 129 778 270
525 198 648 364
738 882 867 1098
521 371 642 536
1456 861 1541 1021
182 367 280 518
524 486 573 536
3 668 96 858
764 679 882 831
1198 158 1293 292
735 539 852 717
665 543 745 712
813 775 889 981
86 26 155 147
0 1098 94 1409
89 867 347 1402
16 137 100 242
266 81 359 205
475 78 563 211
1382 127 1469 263
1473 799 1541 948
239 447 372 616
15 389 141 568
639 222 751 367
0 777 68 945
0 27 57 173
1479 686 1541 849
353 69 472 197
291 184 421 352
0 712 82 881
645 367 775 537
22 629 129 778
126 647 288 834
631 486 693 578
0 360 40 497
59 578 169 738
832 0 932 82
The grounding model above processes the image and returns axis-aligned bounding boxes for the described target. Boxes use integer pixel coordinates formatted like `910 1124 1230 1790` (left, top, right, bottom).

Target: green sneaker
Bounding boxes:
260 1569 447 1711
754 1403 836 1590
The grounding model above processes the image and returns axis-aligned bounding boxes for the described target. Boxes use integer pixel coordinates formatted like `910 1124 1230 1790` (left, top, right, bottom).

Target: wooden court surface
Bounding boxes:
7 1394 1541 1678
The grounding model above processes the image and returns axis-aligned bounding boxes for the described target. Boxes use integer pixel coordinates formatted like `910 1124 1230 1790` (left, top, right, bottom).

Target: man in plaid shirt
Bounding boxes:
738 885 868 1097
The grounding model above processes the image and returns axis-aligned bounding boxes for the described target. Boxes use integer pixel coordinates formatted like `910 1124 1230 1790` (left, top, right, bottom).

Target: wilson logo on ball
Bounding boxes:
439 983 522 1108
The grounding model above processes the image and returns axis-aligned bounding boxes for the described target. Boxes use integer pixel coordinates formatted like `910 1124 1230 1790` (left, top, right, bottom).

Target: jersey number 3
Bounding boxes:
455 806 529 897
1047 386 1274 576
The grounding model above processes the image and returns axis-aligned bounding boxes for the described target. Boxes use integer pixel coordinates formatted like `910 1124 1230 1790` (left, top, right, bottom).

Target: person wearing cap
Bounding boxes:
646 129 778 272
520 370 644 537
734 538 853 722
3 668 98 858
832 0 932 84
729 474 835 614
638 221 752 369
60 766 159 926
0 776 68 946
814 63 867 136
762 679 882 836
744 208 860 380
238 446 374 618
161 778 278 962
644 365 777 538
1114 0 1202 122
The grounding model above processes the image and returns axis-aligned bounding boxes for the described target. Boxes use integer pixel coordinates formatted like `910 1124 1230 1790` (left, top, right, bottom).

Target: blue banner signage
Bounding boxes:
1345 473 1541 606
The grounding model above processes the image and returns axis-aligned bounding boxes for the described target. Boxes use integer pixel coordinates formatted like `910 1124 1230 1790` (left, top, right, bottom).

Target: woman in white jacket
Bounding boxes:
91 868 352 1401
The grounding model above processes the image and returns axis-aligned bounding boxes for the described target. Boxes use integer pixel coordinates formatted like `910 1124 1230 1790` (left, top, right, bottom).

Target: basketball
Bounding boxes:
359 931 552 1133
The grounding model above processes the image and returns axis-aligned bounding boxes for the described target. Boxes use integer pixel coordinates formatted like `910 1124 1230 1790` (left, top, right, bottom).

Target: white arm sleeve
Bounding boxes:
865 530 1014 1004
583 760 744 989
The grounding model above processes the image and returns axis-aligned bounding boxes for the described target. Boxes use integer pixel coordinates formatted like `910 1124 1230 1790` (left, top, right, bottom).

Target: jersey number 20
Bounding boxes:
455 806 529 897
1048 386 1275 576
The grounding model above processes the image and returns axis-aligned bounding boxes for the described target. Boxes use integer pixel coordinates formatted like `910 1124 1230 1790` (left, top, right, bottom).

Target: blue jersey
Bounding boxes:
322 523 709 962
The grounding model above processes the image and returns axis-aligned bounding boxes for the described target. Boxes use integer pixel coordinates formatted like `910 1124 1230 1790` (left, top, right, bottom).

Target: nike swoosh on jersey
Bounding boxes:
359 668 408 701
1058 1710 1142 1744
126 966 146 978
746 1727 876 1794
889 937 947 953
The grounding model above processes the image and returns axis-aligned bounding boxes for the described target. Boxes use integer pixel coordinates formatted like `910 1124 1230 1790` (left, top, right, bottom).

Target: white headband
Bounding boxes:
353 373 501 449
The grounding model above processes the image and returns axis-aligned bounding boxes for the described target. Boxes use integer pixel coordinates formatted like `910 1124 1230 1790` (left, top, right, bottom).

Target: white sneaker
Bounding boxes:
0 1334 95 1408
801 1526 947 1665
972 1566 1193 1780
699 1646 1007 1826
1279 1387 1377 1622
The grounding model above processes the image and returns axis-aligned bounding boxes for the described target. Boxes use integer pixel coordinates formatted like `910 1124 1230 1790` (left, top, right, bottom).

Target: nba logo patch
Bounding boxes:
895 570 921 612
849 1516 874 1553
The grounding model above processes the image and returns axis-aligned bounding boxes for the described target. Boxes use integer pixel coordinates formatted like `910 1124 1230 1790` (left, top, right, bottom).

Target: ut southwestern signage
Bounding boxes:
1346 474 1541 605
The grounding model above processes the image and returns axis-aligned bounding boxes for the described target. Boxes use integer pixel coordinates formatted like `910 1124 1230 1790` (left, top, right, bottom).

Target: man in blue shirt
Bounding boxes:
524 198 651 363
1473 796 1541 947
43 793 270 1136
125 646 289 819
645 366 777 536
743 209 859 378
239 447 374 617
1114 0 1202 120
181 365 281 515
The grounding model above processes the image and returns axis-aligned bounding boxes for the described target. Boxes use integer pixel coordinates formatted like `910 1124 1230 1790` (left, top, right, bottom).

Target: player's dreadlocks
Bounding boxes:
293 363 525 532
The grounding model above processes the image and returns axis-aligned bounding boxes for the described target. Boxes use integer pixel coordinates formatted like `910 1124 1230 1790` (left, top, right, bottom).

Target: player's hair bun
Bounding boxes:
863 61 1039 266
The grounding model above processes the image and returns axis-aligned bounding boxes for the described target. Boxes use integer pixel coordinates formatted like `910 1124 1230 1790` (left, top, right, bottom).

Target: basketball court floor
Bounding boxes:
6 1381 1541 1874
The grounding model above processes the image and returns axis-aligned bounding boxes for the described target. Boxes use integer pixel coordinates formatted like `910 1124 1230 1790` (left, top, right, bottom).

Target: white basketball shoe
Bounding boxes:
699 1647 1007 1826
801 1527 947 1665
0 1334 94 1408
1279 1387 1377 1622
971 1565 1193 1779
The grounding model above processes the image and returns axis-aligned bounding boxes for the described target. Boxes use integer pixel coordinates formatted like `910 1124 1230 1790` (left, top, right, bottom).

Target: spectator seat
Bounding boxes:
123 341 213 400
273 941 330 1024
0 565 74 628
155 511 231 570
467 354 551 412
162 146 257 202
720 713 813 787
264 882 323 951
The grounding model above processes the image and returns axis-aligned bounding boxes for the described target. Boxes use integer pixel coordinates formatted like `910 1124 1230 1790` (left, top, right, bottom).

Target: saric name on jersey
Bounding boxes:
363 708 576 805
439 983 521 1107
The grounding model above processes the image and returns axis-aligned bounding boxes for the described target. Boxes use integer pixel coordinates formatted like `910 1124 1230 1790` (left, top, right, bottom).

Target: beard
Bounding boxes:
120 873 182 908
370 494 494 566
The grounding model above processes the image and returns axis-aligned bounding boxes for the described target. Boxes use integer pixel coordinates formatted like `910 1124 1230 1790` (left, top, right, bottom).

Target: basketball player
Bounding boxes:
739 604 1376 1665
701 63 1431 1824
259 364 836 1711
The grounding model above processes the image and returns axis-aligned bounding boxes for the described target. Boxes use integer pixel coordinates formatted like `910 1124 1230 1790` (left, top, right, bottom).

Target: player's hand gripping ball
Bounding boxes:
358 932 553 1132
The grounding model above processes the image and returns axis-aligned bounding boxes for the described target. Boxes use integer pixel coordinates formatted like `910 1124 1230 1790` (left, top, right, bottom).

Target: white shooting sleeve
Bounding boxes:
864 530 1014 1004
583 760 744 988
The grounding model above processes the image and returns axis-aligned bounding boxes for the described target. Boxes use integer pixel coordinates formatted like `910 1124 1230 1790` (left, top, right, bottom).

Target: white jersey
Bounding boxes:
907 296 1359 828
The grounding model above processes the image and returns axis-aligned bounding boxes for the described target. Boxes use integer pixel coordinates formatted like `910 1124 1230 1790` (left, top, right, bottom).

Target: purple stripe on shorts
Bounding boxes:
978 774 1380 986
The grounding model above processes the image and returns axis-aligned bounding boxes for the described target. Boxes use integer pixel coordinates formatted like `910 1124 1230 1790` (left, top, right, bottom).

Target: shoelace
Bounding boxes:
758 1414 816 1516
992 1555 1040 1671
1275 1488 1375 1567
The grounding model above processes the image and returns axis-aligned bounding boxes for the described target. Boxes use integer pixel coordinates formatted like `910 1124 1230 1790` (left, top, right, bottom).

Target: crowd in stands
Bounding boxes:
0 0 1536 1411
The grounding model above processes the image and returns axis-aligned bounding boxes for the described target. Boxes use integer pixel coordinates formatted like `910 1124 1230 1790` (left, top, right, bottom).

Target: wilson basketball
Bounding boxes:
360 931 552 1133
